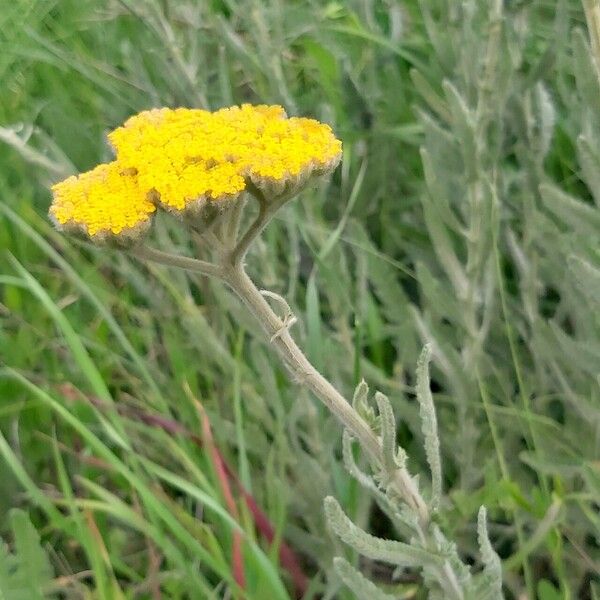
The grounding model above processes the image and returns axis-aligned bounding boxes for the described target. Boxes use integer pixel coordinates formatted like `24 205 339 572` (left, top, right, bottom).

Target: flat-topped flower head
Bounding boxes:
50 162 156 244
49 105 342 243
108 104 342 213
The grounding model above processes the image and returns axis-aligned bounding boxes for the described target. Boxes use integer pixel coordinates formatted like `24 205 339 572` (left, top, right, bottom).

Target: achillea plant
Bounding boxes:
49 104 503 598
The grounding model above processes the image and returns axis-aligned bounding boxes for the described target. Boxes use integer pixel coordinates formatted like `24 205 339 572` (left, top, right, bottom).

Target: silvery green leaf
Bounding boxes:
568 254 600 308
420 147 467 235
333 557 396 600
375 391 402 472
324 496 442 568
416 344 442 510
410 69 451 122
419 107 463 181
352 379 369 409
342 430 376 491
342 432 421 535
577 135 600 208
539 183 600 237
430 524 472 590
474 507 504 600
572 28 600 115
421 190 469 298
442 79 477 181
533 83 555 160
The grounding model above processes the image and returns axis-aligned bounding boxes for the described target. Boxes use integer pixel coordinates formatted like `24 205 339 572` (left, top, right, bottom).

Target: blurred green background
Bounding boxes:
1 0 600 598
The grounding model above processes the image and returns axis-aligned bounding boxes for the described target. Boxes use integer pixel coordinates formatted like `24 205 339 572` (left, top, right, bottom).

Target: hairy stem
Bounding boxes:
230 184 294 266
130 246 224 279
131 243 429 525
222 263 430 525
230 198 270 266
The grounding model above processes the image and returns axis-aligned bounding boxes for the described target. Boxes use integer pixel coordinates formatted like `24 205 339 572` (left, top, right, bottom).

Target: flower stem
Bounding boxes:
222 263 430 526
130 246 224 279
230 198 270 267
131 245 430 525
230 184 294 266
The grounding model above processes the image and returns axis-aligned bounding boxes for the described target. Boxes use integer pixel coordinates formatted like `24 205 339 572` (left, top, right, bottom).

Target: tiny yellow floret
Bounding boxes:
108 104 342 213
50 162 156 242
49 104 342 241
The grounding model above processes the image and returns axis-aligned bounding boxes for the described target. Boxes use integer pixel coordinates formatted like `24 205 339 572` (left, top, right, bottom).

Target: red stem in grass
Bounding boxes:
223 465 309 597
136 407 309 597
61 386 309 598
196 401 246 592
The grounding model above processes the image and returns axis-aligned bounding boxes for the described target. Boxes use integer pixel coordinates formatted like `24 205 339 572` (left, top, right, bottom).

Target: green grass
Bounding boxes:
1 0 600 598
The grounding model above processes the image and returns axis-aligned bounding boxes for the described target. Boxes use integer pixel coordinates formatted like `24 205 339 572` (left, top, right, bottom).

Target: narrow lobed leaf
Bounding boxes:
416 344 442 510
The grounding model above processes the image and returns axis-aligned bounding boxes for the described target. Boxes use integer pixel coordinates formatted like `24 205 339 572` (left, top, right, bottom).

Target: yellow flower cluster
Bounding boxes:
109 104 342 211
50 104 342 241
50 162 156 240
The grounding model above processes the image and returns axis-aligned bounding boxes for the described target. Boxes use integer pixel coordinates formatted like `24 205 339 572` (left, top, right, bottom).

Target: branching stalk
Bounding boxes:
133 241 429 524
230 185 296 266
132 190 430 526
231 198 270 266
221 263 430 525
130 246 224 279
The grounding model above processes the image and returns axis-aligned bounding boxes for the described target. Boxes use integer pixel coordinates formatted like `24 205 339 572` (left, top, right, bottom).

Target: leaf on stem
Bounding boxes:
324 496 440 568
475 507 504 600
375 392 405 473
333 557 396 600
416 344 442 510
